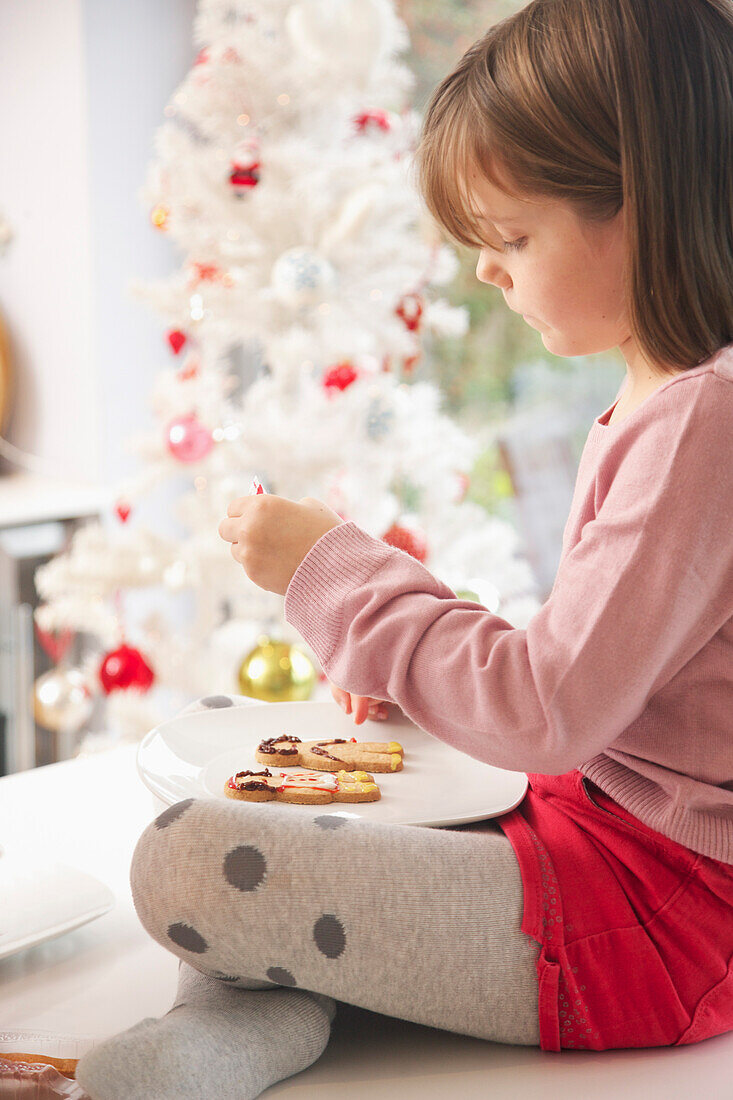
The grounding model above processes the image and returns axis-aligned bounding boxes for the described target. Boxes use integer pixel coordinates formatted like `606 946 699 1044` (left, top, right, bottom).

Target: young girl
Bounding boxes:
76 1 733 1096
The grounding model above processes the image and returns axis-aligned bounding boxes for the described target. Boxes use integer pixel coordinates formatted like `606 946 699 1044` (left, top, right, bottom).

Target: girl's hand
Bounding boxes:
218 493 343 596
329 680 391 725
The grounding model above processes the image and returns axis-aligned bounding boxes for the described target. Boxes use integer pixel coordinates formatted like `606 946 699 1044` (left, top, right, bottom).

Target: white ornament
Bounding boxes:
232 134 260 169
270 247 337 308
285 0 389 77
424 298 470 338
33 667 94 735
319 183 386 254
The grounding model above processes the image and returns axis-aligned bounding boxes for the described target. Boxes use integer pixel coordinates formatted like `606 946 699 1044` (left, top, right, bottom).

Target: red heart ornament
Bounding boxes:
167 329 187 355
35 622 75 664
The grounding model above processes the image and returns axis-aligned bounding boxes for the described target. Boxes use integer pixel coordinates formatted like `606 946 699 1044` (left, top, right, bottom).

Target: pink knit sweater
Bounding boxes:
284 344 733 864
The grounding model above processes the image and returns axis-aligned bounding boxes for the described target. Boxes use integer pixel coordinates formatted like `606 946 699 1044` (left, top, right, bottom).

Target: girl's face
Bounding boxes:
468 166 631 360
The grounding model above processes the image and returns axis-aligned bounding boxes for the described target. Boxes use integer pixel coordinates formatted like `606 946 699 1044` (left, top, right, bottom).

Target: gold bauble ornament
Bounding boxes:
33 667 94 734
150 204 170 230
237 635 316 702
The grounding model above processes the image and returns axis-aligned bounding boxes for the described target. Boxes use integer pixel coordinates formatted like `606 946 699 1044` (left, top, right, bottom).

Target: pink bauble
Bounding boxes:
166 413 214 463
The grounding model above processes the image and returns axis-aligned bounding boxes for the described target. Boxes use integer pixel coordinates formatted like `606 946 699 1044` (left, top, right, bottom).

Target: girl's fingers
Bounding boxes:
329 682 352 714
329 682 345 704
329 681 388 722
352 695 372 725
361 697 389 722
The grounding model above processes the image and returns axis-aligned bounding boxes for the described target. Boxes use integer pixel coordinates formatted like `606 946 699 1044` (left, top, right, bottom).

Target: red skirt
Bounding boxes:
497 769 733 1051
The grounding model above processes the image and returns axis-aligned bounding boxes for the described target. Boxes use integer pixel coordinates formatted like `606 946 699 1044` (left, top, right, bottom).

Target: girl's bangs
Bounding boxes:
417 96 503 250
417 92 518 251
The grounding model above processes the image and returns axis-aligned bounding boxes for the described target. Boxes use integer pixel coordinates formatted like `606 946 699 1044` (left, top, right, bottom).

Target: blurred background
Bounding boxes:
0 0 625 775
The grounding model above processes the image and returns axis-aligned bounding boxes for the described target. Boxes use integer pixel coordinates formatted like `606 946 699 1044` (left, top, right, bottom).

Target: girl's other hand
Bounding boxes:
328 681 390 725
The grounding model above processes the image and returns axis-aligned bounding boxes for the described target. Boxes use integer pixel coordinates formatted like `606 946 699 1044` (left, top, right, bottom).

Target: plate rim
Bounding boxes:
0 902 115 962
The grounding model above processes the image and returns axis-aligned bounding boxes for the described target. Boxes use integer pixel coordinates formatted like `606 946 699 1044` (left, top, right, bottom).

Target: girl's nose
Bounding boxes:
476 249 512 291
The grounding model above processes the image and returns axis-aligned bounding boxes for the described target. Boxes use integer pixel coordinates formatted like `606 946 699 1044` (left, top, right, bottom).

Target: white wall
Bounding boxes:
0 0 197 485
0 0 94 480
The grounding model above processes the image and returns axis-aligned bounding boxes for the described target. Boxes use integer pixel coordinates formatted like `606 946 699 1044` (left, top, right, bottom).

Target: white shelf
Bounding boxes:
0 471 113 529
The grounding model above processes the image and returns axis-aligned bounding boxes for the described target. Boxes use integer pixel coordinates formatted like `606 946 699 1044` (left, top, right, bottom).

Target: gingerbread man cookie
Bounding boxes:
255 735 404 773
224 767 380 804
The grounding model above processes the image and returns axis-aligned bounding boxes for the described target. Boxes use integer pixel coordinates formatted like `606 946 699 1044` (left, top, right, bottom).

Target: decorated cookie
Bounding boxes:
1 1053 79 1077
255 734 404 773
224 767 381 804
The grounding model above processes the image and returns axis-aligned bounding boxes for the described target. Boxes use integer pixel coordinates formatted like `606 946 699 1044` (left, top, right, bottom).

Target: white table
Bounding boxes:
1 744 732 1098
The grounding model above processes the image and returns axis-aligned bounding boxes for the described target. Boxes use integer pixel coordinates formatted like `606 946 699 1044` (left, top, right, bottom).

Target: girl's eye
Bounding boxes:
502 237 527 252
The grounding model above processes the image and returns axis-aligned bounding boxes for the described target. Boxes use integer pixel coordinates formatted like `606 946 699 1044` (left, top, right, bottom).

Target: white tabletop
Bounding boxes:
1 744 732 1098
0 744 179 1049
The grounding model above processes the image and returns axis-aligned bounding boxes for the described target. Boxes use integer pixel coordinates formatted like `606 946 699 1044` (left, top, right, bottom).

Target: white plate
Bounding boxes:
137 700 528 828
0 852 115 962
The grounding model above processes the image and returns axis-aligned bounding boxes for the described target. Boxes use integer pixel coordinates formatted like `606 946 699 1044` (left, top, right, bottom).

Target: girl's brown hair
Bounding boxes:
414 0 733 374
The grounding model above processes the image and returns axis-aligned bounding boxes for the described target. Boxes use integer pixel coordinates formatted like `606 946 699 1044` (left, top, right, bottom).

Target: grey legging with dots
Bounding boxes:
131 696 541 1047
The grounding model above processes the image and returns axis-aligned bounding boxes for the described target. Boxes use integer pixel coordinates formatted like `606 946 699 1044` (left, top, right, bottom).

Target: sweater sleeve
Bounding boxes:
284 377 733 775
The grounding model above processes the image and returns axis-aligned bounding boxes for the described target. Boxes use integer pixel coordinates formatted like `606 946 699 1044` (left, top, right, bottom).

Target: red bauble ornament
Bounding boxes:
381 523 428 563
115 500 132 523
322 361 359 395
353 109 392 134
229 163 261 194
166 413 215 463
167 329 187 355
395 293 424 332
99 644 155 695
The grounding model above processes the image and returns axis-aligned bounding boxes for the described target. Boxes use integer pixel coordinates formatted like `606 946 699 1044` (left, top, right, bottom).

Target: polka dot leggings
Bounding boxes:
132 778 540 1045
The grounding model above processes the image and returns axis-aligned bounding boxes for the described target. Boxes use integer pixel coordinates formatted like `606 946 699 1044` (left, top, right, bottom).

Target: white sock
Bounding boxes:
75 961 335 1100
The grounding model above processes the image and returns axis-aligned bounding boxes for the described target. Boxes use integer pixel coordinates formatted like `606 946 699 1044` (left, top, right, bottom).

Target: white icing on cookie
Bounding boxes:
278 770 339 792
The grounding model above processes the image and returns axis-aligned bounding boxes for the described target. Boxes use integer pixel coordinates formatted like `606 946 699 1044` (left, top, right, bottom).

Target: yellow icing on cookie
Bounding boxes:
335 769 378 794
388 742 403 753
390 754 401 770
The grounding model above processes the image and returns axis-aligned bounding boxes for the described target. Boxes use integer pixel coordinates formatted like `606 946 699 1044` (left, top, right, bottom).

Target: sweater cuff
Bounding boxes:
284 521 396 666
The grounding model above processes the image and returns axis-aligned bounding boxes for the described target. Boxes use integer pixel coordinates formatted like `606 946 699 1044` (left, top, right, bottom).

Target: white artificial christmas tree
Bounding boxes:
35 0 542 743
